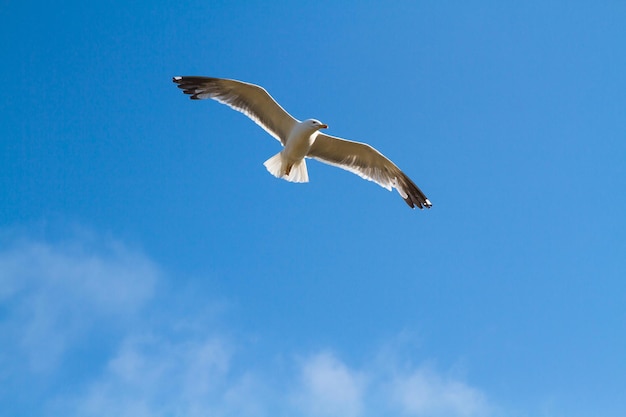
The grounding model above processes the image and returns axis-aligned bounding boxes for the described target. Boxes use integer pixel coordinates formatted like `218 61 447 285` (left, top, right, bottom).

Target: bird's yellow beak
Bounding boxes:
320 124 328 129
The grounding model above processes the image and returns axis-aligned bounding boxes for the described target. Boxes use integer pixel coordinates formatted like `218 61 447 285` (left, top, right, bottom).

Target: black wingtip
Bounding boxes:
399 174 432 210
403 196 432 209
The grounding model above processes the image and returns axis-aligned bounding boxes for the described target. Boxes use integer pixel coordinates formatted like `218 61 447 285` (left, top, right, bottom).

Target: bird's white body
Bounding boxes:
263 119 325 183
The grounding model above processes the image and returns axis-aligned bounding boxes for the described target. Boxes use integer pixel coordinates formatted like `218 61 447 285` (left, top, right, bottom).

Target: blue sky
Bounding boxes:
1 1 625 416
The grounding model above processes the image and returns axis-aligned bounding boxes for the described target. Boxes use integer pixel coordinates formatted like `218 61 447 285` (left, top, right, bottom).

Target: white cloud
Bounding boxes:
71 331 279 417
0 232 494 417
75 335 235 417
294 351 366 417
0 237 157 372
391 366 490 417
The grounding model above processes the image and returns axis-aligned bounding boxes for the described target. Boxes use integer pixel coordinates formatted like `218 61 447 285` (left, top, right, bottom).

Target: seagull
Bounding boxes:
172 76 432 209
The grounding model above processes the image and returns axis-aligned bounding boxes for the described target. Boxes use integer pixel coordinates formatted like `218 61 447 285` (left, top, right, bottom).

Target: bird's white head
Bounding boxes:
305 119 328 131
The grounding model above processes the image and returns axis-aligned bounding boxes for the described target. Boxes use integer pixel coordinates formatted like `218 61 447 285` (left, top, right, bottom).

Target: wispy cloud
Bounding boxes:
74 335 234 417
390 365 490 417
293 351 366 417
0 232 494 417
0 236 157 373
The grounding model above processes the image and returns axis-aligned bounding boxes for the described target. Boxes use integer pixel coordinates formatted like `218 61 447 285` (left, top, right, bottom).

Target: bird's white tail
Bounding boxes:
263 152 309 183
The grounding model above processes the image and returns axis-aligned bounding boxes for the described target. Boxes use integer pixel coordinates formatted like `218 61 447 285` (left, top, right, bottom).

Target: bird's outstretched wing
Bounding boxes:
307 133 432 209
173 76 297 145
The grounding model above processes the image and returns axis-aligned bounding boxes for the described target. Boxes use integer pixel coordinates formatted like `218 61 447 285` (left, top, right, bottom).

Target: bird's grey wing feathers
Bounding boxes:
307 133 432 209
173 76 297 144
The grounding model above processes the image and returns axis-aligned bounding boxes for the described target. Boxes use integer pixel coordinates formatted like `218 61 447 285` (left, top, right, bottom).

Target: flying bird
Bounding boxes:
172 76 432 209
